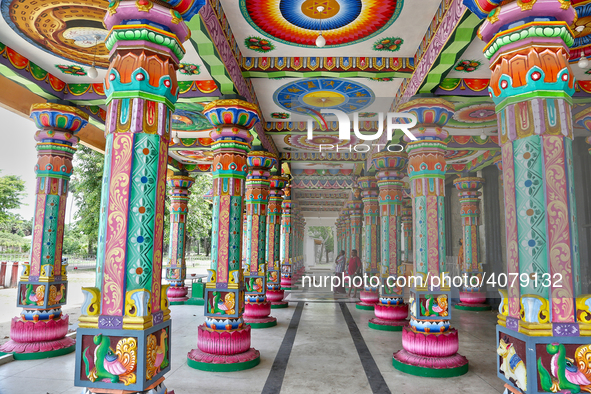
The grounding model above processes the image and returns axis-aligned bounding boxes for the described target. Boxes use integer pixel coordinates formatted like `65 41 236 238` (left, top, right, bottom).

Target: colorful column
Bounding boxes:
402 198 413 263
475 1 586 391
187 99 260 371
453 177 490 311
0 103 87 359
392 98 469 377
243 150 278 328
74 1 201 390
266 176 289 308
368 151 410 331
165 173 194 305
336 217 343 256
356 177 380 310
464 1 589 392
280 184 293 290
343 208 351 263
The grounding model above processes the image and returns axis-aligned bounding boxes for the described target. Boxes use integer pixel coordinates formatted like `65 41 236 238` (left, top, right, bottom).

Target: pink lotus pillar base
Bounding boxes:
456 291 491 310
244 302 277 327
392 326 468 377
189 324 260 370
167 285 189 303
267 289 288 307
369 304 409 330
356 290 379 309
393 348 468 369
188 347 260 365
0 315 75 354
281 277 292 288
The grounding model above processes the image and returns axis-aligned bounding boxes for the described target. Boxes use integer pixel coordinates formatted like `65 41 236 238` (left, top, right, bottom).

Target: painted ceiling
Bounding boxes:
2 0 591 218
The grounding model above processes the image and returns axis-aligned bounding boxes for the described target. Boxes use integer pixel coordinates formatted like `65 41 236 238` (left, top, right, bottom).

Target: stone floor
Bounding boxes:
0 268 504 394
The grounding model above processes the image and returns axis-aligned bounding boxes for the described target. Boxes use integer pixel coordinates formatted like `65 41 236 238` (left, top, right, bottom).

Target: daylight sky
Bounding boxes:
0 106 78 223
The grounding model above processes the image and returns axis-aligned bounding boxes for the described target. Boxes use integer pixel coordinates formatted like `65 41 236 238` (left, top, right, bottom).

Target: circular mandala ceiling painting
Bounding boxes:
1 0 110 68
274 77 374 114
240 0 403 48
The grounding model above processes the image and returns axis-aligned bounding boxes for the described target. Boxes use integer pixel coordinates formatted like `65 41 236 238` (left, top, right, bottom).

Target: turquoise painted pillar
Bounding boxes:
0 103 87 359
392 98 469 377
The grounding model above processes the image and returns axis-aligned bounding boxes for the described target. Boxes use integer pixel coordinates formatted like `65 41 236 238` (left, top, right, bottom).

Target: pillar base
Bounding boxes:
167 285 188 305
245 316 277 329
244 302 277 328
453 303 491 311
356 302 375 310
0 341 75 360
392 350 469 377
368 318 409 331
187 348 260 372
392 325 468 377
0 315 75 359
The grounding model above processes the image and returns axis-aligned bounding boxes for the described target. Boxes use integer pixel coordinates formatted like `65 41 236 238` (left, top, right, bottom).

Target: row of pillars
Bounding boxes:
0 97 308 387
330 0 591 384
0 1 307 392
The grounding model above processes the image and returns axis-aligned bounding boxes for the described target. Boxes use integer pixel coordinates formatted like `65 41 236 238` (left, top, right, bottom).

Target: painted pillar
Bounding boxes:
467 2 590 392
165 173 194 305
336 217 342 256
187 99 260 371
402 198 413 263
347 187 363 265
356 176 380 310
453 177 490 311
266 176 288 308
343 208 351 263
368 151 410 330
243 150 278 328
392 98 469 377
74 1 201 390
280 184 293 290
0 104 87 359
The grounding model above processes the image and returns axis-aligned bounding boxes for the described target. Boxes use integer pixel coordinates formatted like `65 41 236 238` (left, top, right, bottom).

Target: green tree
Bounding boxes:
308 226 334 263
0 213 32 236
70 145 104 255
163 173 213 259
0 171 26 224
0 231 28 252
62 224 88 255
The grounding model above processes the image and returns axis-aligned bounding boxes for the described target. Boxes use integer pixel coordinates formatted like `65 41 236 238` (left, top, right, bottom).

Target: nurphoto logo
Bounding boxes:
303 109 418 153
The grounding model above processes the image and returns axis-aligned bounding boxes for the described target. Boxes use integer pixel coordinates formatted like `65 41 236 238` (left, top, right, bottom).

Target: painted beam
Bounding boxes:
0 74 106 152
241 56 414 77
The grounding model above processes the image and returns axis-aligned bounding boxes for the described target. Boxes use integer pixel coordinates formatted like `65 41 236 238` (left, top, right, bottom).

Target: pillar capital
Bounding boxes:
358 176 379 196
204 99 260 132
399 98 454 128
30 103 88 136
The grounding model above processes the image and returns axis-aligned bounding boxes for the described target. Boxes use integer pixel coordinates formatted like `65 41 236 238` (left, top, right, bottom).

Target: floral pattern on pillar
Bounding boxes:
471 2 585 392
368 151 410 330
392 98 469 377
243 151 278 327
187 99 260 371
280 184 293 289
266 176 289 307
165 174 194 305
453 177 490 311
0 104 87 358
74 0 200 390
356 177 380 309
